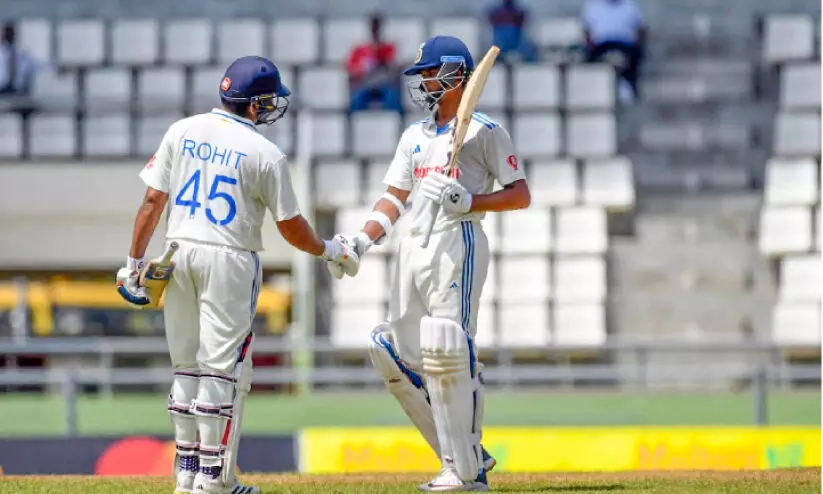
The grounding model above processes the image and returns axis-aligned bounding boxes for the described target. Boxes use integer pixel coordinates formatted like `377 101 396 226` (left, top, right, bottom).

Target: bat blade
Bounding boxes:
139 241 179 307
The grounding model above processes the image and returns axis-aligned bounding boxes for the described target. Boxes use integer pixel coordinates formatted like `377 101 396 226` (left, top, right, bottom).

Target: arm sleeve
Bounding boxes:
262 157 302 222
483 126 527 186
138 122 177 193
382 130 414 191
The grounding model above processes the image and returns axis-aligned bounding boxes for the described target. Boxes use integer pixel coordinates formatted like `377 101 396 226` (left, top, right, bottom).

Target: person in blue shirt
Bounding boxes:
487 0 538 63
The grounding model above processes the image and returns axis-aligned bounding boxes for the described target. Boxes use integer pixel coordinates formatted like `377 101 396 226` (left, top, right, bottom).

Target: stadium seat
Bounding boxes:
165 19 213 65
31 70 78 112
331 304 385 349
553 256 606 303
567 113 617 158
774 113 821 156
474 302 497 348
137 67 186 112
555 207 608 255
498 255 552 303
430 18 479 55
57 20 105 66
513 113 561 158
29 115 76 157
566 64 615 110
779 255 822 302
500 208 553 254
85 68 132 111
582 157 635 210
763 15 815 64
772 302 820 345
352 111 401 157
111 19 159 65
310 113 346 157
271 19 319 66
553 304 606 346
529 159 578 207
217 19 265 63
298 66 348 110
780 63 821 110
365 161 390 201
477 67 508 112
483 213 501 254
314 160 362 209
336 207 392 254
817 206 822 252
759 206 813 255
498 303 551 347
332 256 388 304
764 157 819 206
259 115 293 155
535 17 583 53
324 19 370 64
136 114 183 157
18 18 52 64
0 113 23 158
384 18 427 63
82 115 130 157
481 256 497 303
512 65 561 110
191 67 225 113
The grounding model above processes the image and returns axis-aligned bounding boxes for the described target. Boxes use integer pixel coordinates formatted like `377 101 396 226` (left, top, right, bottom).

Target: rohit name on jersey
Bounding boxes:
413 165 461 180
182 138 247 169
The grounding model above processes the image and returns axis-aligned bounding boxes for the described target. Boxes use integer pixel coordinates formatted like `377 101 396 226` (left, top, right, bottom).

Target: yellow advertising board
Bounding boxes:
299 427 821 473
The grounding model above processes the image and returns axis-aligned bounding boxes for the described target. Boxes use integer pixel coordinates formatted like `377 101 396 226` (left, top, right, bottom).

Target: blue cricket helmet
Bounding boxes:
404 36 475 114
404 36 475 76
220 56 291 125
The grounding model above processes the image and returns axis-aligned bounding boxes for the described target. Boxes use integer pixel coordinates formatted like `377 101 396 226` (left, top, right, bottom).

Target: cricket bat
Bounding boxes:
139 241 179 308
420 45 501 248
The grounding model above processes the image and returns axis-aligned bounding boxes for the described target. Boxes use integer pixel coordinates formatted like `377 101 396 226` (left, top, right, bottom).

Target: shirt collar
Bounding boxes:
210 108 258 132
422 117 455 135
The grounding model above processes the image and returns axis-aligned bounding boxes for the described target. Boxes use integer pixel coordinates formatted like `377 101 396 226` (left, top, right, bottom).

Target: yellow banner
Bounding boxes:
299 427 821 473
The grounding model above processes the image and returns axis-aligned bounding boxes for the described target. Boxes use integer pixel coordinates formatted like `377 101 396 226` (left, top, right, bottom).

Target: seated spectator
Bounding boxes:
582 0 646 103
0 22 38 114
346 14 403 114
487 0 538 63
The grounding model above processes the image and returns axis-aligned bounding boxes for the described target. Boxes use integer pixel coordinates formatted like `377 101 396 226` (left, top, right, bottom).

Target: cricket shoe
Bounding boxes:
192 467 226 493
174 454 198 493
418 468 489 492
226 478 260 494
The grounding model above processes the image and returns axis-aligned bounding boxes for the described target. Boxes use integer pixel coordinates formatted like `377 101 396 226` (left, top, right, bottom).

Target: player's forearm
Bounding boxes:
276 215 326 256
469 180 531 213
129 194 167 259
362 198 401 242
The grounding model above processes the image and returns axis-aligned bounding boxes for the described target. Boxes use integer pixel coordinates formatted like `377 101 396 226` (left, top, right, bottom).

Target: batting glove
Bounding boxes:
322 235 361 278
326 232 372 280
420 173 472 214
116 256 150 309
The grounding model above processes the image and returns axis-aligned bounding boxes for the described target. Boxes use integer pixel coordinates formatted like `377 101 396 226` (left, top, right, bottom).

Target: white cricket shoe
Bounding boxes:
174 454 198 493
227 478 260 494
418 469 489 492
174 472 196 493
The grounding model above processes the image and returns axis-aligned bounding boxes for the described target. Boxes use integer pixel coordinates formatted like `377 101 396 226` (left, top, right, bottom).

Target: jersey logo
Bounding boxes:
449 282 459 289
412 144 421 154
145 155 156 170
414 43 425 64
221 77 232 91
507 154 519 171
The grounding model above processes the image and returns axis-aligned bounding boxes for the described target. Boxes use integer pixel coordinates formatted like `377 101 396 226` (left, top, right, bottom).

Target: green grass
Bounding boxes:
1 470 820 494
0 391 818 437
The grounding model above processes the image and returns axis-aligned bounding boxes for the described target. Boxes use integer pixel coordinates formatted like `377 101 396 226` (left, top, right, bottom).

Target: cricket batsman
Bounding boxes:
116 56 359 493
328 36 531 491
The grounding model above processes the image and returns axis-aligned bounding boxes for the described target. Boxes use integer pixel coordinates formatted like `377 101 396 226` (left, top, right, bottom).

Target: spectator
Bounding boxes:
346 14 403 114
0 22 37 97
582 0 647 103
487 0 538 63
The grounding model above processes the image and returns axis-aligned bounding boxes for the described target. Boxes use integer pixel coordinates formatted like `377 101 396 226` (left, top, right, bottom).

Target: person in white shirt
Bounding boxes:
328 36 530 491
116 55 358 494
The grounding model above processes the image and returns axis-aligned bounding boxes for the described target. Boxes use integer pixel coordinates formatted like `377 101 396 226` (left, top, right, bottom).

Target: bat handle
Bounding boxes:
160 241 180 264
420 202 441 248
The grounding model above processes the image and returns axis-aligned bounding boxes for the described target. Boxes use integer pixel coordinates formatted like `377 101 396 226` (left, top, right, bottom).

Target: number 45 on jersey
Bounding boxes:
175 170 237 226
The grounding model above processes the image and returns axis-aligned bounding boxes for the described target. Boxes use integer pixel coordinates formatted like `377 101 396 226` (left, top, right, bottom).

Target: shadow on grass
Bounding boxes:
495 484 626 493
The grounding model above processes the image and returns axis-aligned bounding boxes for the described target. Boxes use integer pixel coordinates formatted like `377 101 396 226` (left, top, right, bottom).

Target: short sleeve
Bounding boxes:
483 126 527 186
138 122 178 193
382 129 414 191
262 157 302 222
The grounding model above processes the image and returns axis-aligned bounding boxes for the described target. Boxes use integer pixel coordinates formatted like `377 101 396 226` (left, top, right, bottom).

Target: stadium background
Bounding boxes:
0 0 820 478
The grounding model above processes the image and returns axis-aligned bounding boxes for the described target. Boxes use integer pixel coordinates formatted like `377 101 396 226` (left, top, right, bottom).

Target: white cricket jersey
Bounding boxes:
383 112 526 235
139 108 301 252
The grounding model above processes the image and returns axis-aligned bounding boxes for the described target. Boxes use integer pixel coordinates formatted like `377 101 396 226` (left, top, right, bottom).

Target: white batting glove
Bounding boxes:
115 256 150 309
326 233 372 280
420 172 472 214
321 235 361 278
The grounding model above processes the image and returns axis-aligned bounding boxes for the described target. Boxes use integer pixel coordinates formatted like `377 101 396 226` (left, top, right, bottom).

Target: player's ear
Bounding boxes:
246 101 258 122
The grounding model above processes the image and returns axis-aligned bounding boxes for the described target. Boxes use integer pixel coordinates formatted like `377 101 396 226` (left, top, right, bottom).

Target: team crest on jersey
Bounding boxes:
145 155 156 170
414 43 424 64
507 154 519 171
221 77 232 91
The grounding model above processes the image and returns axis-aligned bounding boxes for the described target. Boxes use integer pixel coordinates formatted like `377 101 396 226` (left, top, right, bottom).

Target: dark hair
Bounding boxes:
2 22 15 44
221 99 250 118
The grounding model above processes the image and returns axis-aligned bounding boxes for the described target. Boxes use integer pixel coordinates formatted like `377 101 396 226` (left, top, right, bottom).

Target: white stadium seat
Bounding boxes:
498 303 551 347
31 70 78 112
0 113 23 158
324 19 369 64
314 160 362 209
555 207 608 255
474 303 497 348
759 206 813 255
536 17 583 51
480 256 497 303
430 18 480 56
567 113 617 158
298 66 348 110
136 114 183 157
18 18 52 64
191 67 226 112
137 67 186 112
260 115 294 155
582 157 635 210
336 207 392 254
781 63 821 110
498 255 552 303
332 256 388 304
365 161 391 201
772 302 820 345
764 157 819 206
310 113 346 157
217 19 266 63
476 67 507 112
780 256 822 302
82 115 130 157
111 19 159 65
553 304 606 346
85 68 132 111
384 18 427 63
774 113 821 156
331 305 385 349
165 19 213 64
566 64 615 110
529 159 578 207
29 115 76 157
482 213 501 253
271 19 319 66
513 113 561 158
763 15 815 64
57 20 104 66
512 65 561 110
500 208 552 254
553 257 606 303
352 111 401 157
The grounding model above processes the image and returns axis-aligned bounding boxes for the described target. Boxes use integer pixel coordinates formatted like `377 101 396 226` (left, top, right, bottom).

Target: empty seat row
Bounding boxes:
759 205 821 256
773 112 821 157
772 302 820 345
331 302 606 349
764 157 820 206
762 14 817 64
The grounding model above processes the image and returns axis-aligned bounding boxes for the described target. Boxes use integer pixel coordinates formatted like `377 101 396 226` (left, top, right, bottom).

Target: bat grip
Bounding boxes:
160 241 180 264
